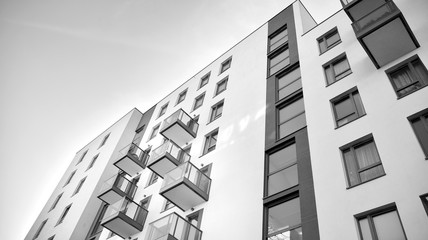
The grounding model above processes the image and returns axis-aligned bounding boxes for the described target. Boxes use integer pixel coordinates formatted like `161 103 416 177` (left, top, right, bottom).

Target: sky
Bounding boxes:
0 0 341 239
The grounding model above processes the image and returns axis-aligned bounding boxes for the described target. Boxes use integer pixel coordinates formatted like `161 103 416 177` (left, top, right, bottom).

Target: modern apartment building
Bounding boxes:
25 0 428 240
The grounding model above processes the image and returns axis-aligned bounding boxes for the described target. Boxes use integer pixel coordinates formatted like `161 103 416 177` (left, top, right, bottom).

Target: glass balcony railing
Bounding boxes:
149 140 190 164
352 1 399 34
98 173 137 204
162 162 210 194
160 109 199 146
114 143 150 176
146 212 202 240
268 227 302 240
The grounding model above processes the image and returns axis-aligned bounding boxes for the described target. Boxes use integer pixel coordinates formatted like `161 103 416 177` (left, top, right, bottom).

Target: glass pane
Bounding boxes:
271 58 290 75
358 218 373 240
391 65 418 95
269 144 297 173
335 96 355 122
411 118 428 156
326 32 340 47
319 39 327 53
373 211 406 240
279 113 306 139
325 65 335 84
355 141 380 168
271 49 290 66
268 164 298 195
268 198 301 235
353 92 366 116
271 29 288 45
279 98 305 124
360 165 384 182
270 35 289 51
278 68 301 89
344 150 359 186
278 79 302 100
333 58 350 77
413 59 428 85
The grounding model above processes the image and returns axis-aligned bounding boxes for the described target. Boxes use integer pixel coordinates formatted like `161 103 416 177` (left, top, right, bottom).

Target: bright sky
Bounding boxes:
0 0 340 239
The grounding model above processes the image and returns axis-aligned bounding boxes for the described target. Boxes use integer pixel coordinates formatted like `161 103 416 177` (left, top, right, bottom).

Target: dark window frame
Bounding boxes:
219 57 232 74
146 172 159 187
323 52 352 86
199 72 210 89
161 200 175 212
33 219 48 239
331 87 366 128
86 204 108 239
275 65 302 102
268 25 288 53
192 92 206 111
276 93 306 140
202 128 219 155
157 103 169 118
268 45 290 77
176 89 188 105
209 99 224 123
214 77 228 96
317 27 341 54
408 108 428 159
420 193 428 217
148 124 160 141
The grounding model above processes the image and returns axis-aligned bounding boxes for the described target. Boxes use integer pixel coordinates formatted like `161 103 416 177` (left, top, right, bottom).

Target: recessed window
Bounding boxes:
269 47 290 76
266 197 302 240
76 150 88 165
176 89 187 105
355 204 406 240
277 96 306 139
33 219 47 239
146 172 158 187
318 27 341 54
209 100 224 123
203 129 218 154
386 55 428 98
199 73 210 89
277 67 302 101
193 92 205 111
324 53 352 85
140 195 152 210
220 58 232 74
72 177 86 196
88 204 108 237
408 108 428 158
421 193 428 217
98 133 110 149
215 77 228 96
49 193 63 212
149 124 160 140
331 87 366 127
86 154 99 171
64 170 76 187
47 235 55 240
162 200 174 212
158 103 168 118
341 134 385 187
269 26 288 52
56 204 72 226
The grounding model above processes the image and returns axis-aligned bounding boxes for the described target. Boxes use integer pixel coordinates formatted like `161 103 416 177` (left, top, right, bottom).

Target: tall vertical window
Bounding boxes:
269 26 288 52
220 57 232 74
176 89 187 105
64 170 76 187
158 103 168 118
72 177 86 196
266 197 302 240
140 196 152 210
203 129 218 154
98 133 110 149
193 92 205 111
277 67 302 101
317 27 341 54
386 55 428 97
199 73 210 89
269 47 290 76
56 204 72 226
147 172 158 187
408 108 428 158
33 219 47 239
215 77 228 96
76 150 88 165
86 154 99 171
356 204 406 240
421 193 428 217
324 53 352 85
209 100 224 123
49 193 63 212
341 135 385 187
87 204 108 238
266 143 298 196
277 97 306 139
331 88 366 127
149 124 160 140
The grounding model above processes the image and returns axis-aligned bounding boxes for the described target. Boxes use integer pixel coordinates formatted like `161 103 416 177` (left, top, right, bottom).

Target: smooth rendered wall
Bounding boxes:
297 0 428 239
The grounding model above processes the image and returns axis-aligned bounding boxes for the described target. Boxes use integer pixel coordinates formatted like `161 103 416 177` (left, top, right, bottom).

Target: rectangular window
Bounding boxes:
277 67 302 101
324 53 352 85
98 133 110 149
158 103 168 118
209 100 224 123
341 135 385 187
220 57 232 74
215 77 228 96
355 204 406 240
267 143 298 196
193 92 205 111
203 129 218 154
176 89 187 105
64 170 76 187
76 150 88 165
149 124 160 140
269 26 288 52
266 197 302 240
269 47 290 76
72 177 86 196
277 97 306 139
146 172 158 187
199 73 210 89
33 219 47 239
421 193 428 217
49 193 63 212
386 55 428 98
408 108 428 158
56 204 72 226
86 154 99 171
331 87 366 127
317 27 341 54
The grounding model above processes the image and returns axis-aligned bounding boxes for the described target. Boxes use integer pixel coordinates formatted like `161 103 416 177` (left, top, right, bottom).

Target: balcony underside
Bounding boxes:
102 212 144 239
114 154 145 177
160 122 195 147
148 153 181 178
98 187 127 205
160 178 208 211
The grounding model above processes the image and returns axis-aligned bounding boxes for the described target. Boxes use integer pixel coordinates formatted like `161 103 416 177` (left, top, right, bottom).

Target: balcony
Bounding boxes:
145 212 202 240
114 143 150 177
341 0 387 21
160 162 211 211
98 173 137 205
147 140 191 178
160 109 199 147
101 198 148 239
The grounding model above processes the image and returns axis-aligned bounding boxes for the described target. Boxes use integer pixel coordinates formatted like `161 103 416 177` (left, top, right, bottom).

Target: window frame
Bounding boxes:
76 150 88 165
98 133 110 149
209 99 224 123
323 52 352 86
72 177 87 196
276 65 302 102
33 219 48 239
176 89 188 105
86 154 99 171
331 87 366 128
276 93 306 140
148 124 160 141
420 193 428 217
268 25 288 53
56 204 72 226
146 172 159 187
408 108 428 159
202 128 219 155
158 103 169 118
49 193 63 212
192 92 206 111
63 170 76 187
268 45 290 77
214 77 228 96
161 200 175 212
219 57 232 74
317 27 341 54
199 72 210 89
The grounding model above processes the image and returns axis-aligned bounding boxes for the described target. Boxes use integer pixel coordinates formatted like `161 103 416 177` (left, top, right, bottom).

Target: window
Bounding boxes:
341 134 385 187
386 55 428 98
72 177 86 196
33 219 47 239
140 195 152 210
86 154 98 171
176 89 187 105
269 26 288 52
317 27 341 54
149 124 160 140
64 170 76 187
209 100 224 122
203 129 218 154
355 204 407 240
199 73 210 89
277 97 306 139
98 133 110 149
162 200 174 211
87 204 108 238
269 47 290 76
49 193 63 212
47 235 55 240
187 209 204 229
421 193 428 217
324 53 351 85
56 204 72 226
76 150 88 165
158 103 168 118
146 172 158 187
193 92 205 111
266 197 302 240
266 143 298 196
408 108 428 158
331 88 366 127
215 77 228 96
220 57 232 74
277 67 302 101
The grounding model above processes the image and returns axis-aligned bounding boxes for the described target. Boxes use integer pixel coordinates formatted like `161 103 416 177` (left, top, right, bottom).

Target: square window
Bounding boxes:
158 103 168 118
331 87 366 127
33 219 48 239
203 129 218 154
199 73 210 89
408 108 428 158
98 133 110 149
215 77 228 96
56 204 72 226
149 124 160 140
209 100 224 123
386 55 428 98
220 58 232 74
324 53 352 85
176 89 187 105
64 170 76 187
193 92 205 111
269 26 288 52
277 96 306 139
341 134 385 187
266 197 302 239
86 154 99 171
317 27 341 54
49 193 63 212
277 67 302 101
269 47 290 76
76 150 88 165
